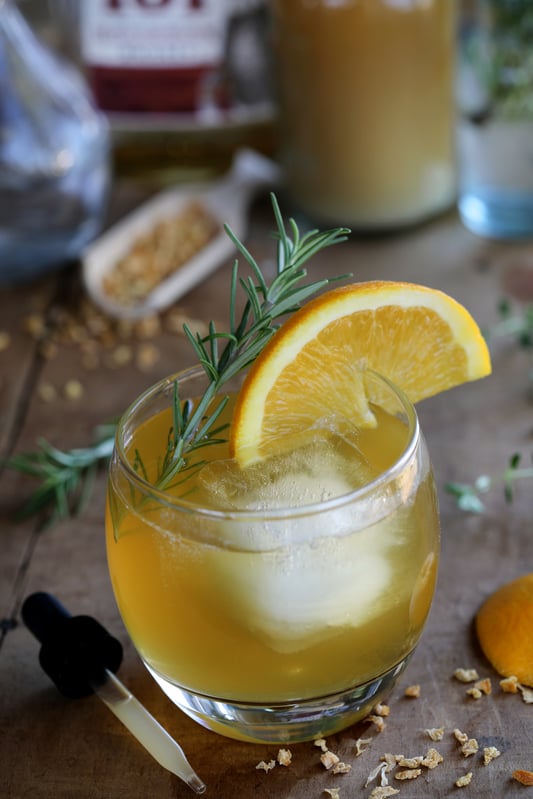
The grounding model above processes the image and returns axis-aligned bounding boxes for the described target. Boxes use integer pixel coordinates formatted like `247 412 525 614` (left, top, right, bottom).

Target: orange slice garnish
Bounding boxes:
230 280 491 465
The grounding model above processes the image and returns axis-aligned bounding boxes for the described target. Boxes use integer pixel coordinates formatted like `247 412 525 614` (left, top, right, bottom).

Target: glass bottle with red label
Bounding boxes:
51 0 276 182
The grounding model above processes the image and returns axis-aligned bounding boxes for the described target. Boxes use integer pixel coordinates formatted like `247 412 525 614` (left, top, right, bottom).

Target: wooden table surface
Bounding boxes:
1 187 532 799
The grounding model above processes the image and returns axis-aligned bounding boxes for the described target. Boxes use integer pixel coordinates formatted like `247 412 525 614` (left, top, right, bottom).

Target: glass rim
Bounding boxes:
113 365 421 521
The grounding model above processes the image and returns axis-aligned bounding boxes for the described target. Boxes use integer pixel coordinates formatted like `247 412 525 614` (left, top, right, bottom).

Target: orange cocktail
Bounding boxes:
106 367 439 742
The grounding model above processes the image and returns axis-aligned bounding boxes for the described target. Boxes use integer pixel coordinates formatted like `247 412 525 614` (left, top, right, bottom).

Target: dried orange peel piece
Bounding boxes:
230 281 491 466
476 573 533 688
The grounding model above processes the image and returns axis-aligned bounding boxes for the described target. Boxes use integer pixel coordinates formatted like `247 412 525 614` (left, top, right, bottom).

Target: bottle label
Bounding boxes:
80 0 227 112
81 1 226 68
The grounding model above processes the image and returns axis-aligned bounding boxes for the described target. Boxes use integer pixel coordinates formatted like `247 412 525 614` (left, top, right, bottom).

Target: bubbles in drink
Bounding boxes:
197 425 377 511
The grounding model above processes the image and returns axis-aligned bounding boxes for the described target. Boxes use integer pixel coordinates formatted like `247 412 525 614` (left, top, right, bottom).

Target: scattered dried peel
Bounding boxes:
461 739 479 758
395 767 422 780
422 748 444 769
468 677 492 698
455 772 473 787
500 675 520 693
453 729 469 745
425 727 445 742
321 751 340 770
354 737 373 756
277 748 292 767
332 762 351 774
255 759 275 772
369 788 399 799
366 714 386 733
513 770 533 786
453 668 479 683
483 746 501 765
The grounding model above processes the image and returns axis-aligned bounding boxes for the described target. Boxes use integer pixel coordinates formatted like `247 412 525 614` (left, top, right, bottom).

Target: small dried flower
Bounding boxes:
366 714 386 732
470 677 492 696
500 675 520 693
519 685 533 704
455 772 473 787
366 762 390 787
461 739 479 758
395 768 422 780
368 788 399 799
354 737 373 756
380 753 400 769
323 790 341 799
453 729 469 744
425 727 445 741
422 748 444 769
483 746 501 765
332 761 351 774
453 668 479 683
255 760 275 772
277 748 292 767
320 751 340 770
397 756 423 768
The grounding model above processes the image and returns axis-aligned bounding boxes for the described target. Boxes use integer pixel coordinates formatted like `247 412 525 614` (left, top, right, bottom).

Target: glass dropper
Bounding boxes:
21 591 206 794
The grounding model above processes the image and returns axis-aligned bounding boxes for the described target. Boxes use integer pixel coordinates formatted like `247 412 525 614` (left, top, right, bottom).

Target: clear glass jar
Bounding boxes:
0 0 110 284
457 0 533 239
271 0 457 230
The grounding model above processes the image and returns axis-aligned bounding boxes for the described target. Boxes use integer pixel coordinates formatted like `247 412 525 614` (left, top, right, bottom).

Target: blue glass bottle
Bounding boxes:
457 1 533 240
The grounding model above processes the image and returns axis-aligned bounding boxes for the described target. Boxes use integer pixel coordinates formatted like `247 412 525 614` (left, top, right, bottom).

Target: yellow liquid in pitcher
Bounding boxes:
272 0 456 228
106 398 439 703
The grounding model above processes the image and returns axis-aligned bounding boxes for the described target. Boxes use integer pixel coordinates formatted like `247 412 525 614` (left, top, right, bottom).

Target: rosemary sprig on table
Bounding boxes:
446 453 533 514
488 297 533 352
445 298 533 512
4 194 350 523
5 425 116 527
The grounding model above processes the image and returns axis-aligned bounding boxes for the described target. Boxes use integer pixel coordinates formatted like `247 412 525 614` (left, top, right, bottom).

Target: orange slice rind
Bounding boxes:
476 573 533 688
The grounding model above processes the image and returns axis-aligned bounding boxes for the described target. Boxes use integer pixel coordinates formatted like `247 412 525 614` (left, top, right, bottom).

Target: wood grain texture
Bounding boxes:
1 192 532 798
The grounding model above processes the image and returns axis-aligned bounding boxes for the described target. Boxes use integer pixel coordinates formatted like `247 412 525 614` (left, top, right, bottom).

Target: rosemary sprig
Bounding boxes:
446 297 533 512
4 432 115 528
487 297 533 351
446 452 533 513
5 194 351 522
153 194 350 491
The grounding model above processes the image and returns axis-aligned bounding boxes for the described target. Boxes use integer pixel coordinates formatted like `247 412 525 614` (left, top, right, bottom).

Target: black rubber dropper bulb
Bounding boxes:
21 591 123 698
